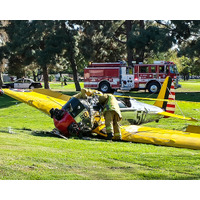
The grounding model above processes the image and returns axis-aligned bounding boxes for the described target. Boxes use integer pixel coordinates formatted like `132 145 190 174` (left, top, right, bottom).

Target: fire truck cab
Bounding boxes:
133 61 180 93
84 61 180 93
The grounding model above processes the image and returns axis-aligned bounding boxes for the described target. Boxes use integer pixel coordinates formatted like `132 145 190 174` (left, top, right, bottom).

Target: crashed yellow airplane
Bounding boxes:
2 76 200 150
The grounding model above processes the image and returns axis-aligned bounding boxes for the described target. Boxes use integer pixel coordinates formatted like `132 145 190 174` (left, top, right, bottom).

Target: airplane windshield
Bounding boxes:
62 97 85 118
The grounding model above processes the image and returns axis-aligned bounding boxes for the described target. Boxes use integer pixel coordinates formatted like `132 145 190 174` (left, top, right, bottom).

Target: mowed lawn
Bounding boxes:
0 80 200 180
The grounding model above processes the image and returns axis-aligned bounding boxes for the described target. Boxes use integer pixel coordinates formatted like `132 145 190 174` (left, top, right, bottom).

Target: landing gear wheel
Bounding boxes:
99 82 111 93
147 82 161 93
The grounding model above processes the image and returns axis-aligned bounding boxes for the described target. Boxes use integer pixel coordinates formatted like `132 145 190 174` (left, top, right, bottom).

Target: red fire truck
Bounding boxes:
84 61 180 93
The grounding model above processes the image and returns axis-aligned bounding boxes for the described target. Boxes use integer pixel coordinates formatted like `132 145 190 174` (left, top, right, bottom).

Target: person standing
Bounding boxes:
60 76 64 86
98 93 122 140
64 77 67 85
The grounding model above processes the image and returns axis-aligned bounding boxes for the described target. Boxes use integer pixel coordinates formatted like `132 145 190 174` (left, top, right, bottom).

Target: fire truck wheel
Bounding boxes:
99 82 111 93
147 82 161 93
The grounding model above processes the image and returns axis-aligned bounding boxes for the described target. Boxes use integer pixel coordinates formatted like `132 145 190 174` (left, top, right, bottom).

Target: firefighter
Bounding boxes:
73 88 122 140
98 93 122 140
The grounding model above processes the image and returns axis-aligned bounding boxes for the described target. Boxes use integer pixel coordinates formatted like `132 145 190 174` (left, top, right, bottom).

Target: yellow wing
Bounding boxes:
157 111 198 122
121 125 200 150
92 124 200 150
3 89 70 116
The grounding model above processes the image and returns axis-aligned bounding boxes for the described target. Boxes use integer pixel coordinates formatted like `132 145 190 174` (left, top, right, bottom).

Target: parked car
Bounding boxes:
2 78 42 89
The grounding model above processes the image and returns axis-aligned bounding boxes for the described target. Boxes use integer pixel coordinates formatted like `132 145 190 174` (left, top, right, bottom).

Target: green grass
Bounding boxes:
177 80 200 92
49 81 84 91
0 80 200 180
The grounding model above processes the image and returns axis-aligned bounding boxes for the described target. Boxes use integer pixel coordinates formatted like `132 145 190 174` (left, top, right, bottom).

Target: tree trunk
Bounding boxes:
42 65 50 89
32 71 37 81
125 20 133 67
69 58 81 91
0 72 3 88
59 72 62 81
0 61 5 88
36 69 41 81
136 20 145 63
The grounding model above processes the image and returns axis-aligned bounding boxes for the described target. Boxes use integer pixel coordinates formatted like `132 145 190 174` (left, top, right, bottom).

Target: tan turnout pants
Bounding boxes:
104 110 121 139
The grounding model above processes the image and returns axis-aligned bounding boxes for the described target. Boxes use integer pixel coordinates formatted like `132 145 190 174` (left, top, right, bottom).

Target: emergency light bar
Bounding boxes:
154 61 175 64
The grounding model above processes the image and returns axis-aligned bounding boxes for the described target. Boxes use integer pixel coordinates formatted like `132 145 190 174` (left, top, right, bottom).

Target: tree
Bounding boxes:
78 20 179 66
61 21 81 91
0 20 9 87
179 56 191 80
0 59 7 87
2 20 82 90
77 20 127 63
29 20 66 89
3 20 200 89
126 20 178 64
178 40 200 77
170 21 200 77
3 21 37 80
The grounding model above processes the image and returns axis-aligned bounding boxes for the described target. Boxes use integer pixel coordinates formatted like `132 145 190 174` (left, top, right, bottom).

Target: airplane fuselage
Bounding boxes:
119 99 164 125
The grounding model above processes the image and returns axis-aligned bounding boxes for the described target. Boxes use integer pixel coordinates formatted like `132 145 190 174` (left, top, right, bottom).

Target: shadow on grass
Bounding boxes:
31 130 61 138
0 95 22 109
175 92 200 102
31 129 110 142
0 128 59 139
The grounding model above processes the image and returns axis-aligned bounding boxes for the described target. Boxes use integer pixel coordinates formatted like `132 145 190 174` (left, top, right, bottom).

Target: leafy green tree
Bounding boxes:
113 20 200 67
2 20 81 90
145 49 196 80
190 58 200 76
2 21 37 79
77 20 126 63
178 39 200 77
58 21 81 91
168 21 200 77
127 20 176 64
78 20 184 66
0 21 9 87
3 20 200 89
179 56 192 80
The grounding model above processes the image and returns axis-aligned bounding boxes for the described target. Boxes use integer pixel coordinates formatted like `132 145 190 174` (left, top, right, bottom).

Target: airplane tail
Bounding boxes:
154 76 176 114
